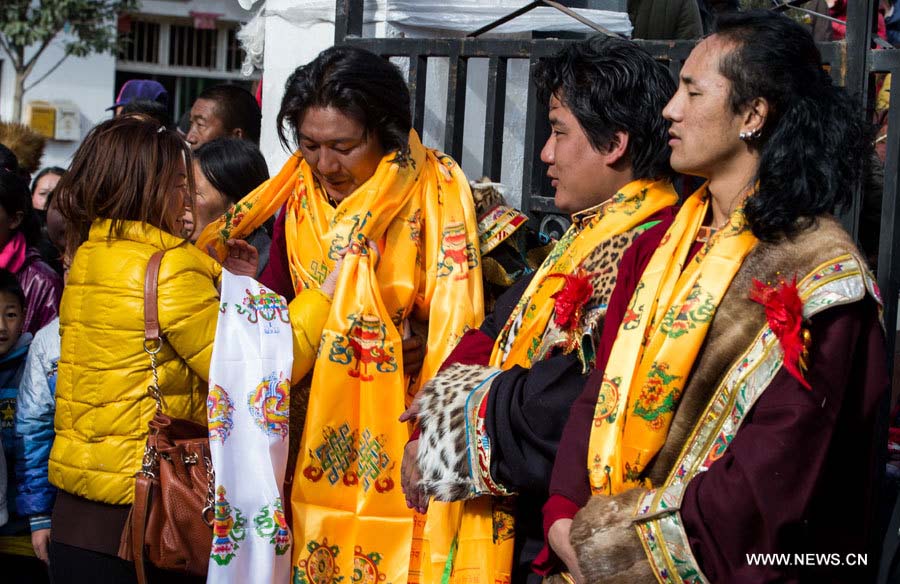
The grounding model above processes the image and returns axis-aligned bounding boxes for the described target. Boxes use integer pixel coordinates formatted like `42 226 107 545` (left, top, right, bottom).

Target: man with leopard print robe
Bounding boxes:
399 37 681 583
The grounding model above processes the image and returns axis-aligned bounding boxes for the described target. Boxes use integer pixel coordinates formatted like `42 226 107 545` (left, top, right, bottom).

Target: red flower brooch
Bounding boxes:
749 275 812 389
547 270 594 330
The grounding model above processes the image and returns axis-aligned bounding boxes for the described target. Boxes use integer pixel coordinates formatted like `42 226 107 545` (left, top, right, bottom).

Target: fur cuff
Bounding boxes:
415 363 501 501
570 489 654 583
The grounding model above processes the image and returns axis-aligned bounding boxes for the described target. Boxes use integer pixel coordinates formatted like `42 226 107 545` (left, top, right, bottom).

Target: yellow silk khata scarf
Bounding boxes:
414 180 678 584
587 185 757 496
198 130 484 584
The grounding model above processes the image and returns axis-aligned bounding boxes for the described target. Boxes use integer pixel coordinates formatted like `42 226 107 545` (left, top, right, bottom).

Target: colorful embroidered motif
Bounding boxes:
358 429 393 493
491 498 516 544
238 286 291 325
294 538 343 584
436 221 478 280
247 372 290 439
210 485 248 566
302 423 395 493
253 498 291 555
328 314 398 381
303 423 356 485
352 546 389 584
659 284 715 339
327 212 371 261
607 186 647 215
632 362 683 428
219 200 253 241
593 375 621 425
622 282 645 331
207 384 235 443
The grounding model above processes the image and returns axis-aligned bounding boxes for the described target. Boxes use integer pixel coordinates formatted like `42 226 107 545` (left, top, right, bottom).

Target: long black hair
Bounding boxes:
533 34 676 181
194 138 269 205
714 10 873 241
277 46 412 155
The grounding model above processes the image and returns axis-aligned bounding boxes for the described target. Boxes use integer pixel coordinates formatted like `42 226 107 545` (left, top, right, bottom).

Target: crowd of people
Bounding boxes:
0 8 891 584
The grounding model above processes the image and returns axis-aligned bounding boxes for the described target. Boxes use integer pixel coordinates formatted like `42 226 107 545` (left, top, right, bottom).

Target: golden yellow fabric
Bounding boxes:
587 185 757 496
202 130 483 583
424 180 679 584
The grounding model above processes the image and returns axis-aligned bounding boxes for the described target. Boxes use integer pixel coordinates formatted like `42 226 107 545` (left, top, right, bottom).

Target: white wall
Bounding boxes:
0 1 256 172
258 0 338 174
0 30 117 171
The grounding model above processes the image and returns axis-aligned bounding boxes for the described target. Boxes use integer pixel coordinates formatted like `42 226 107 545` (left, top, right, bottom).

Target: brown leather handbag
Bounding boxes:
118 250 214 584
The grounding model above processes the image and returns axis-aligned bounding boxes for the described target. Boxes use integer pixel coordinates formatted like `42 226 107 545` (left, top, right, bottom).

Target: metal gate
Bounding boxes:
334 0 900 578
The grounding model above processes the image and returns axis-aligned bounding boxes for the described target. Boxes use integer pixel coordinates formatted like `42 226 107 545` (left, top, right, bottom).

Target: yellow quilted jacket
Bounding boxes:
49 220 330 505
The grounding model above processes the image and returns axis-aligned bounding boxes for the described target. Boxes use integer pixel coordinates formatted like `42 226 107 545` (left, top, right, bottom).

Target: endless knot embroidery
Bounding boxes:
302 423 394 493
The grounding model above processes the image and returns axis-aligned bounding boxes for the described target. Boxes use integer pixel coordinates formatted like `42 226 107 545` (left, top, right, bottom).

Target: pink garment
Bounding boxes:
0 232 27 274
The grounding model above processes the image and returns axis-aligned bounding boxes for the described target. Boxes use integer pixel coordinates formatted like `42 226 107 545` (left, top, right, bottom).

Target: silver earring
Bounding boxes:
739 128 761 142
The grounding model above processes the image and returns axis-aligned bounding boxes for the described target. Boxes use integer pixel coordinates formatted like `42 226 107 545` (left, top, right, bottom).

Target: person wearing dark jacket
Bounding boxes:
0 170 62 336
629 0 703 39
400 35 680 584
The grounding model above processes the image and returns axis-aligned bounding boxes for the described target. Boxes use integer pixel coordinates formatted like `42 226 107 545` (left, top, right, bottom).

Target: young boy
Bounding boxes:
0 268 38 568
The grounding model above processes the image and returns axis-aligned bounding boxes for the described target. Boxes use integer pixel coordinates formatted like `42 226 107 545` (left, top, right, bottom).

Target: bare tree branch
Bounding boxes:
24 53 70 91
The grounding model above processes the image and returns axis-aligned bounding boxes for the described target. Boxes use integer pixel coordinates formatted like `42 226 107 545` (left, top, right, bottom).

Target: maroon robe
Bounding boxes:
539 245 889 581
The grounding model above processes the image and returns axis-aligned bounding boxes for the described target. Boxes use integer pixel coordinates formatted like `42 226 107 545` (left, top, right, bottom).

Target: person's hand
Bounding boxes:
321 249 347 299
216 239 258 278
401 439 429 513
398 397 420 424
31 528 50 564
548 518 585 584
402 334 426 379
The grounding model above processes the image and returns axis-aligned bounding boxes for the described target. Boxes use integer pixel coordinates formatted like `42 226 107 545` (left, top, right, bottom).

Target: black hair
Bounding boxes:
194 138 269 205
0 268 25 312
31 166 66 197
0 168 40 246
0 145 18 174
197 84 261 144
277 46 412 155
533 34 676 181
119 99 172 128
714 10 873 241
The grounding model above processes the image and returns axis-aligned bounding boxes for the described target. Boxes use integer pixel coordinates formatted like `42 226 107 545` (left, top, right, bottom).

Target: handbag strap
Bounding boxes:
129 250 166 583
144 251 166 411
144 251 164 342
131 475 152 584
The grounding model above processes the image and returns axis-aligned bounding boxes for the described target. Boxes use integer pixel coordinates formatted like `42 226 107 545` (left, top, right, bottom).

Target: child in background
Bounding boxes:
15 318 59 565
0 268 44 581
15 195 65 563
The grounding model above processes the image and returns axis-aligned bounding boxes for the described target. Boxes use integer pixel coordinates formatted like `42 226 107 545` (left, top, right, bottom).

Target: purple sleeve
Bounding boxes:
18 258 63 336
680 298 888 583
258 208 295 301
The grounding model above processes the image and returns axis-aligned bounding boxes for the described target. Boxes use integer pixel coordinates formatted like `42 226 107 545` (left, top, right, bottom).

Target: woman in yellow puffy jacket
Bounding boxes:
47 115 338 583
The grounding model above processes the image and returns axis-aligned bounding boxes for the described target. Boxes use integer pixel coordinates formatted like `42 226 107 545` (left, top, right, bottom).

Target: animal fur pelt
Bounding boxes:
415 362 501 501
0 122 46 174
569 216 864 579
570 488 654 583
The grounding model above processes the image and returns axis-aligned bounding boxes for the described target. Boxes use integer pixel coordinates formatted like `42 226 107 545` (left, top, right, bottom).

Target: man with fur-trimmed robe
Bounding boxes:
543 12 890 583
399 36 682 583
